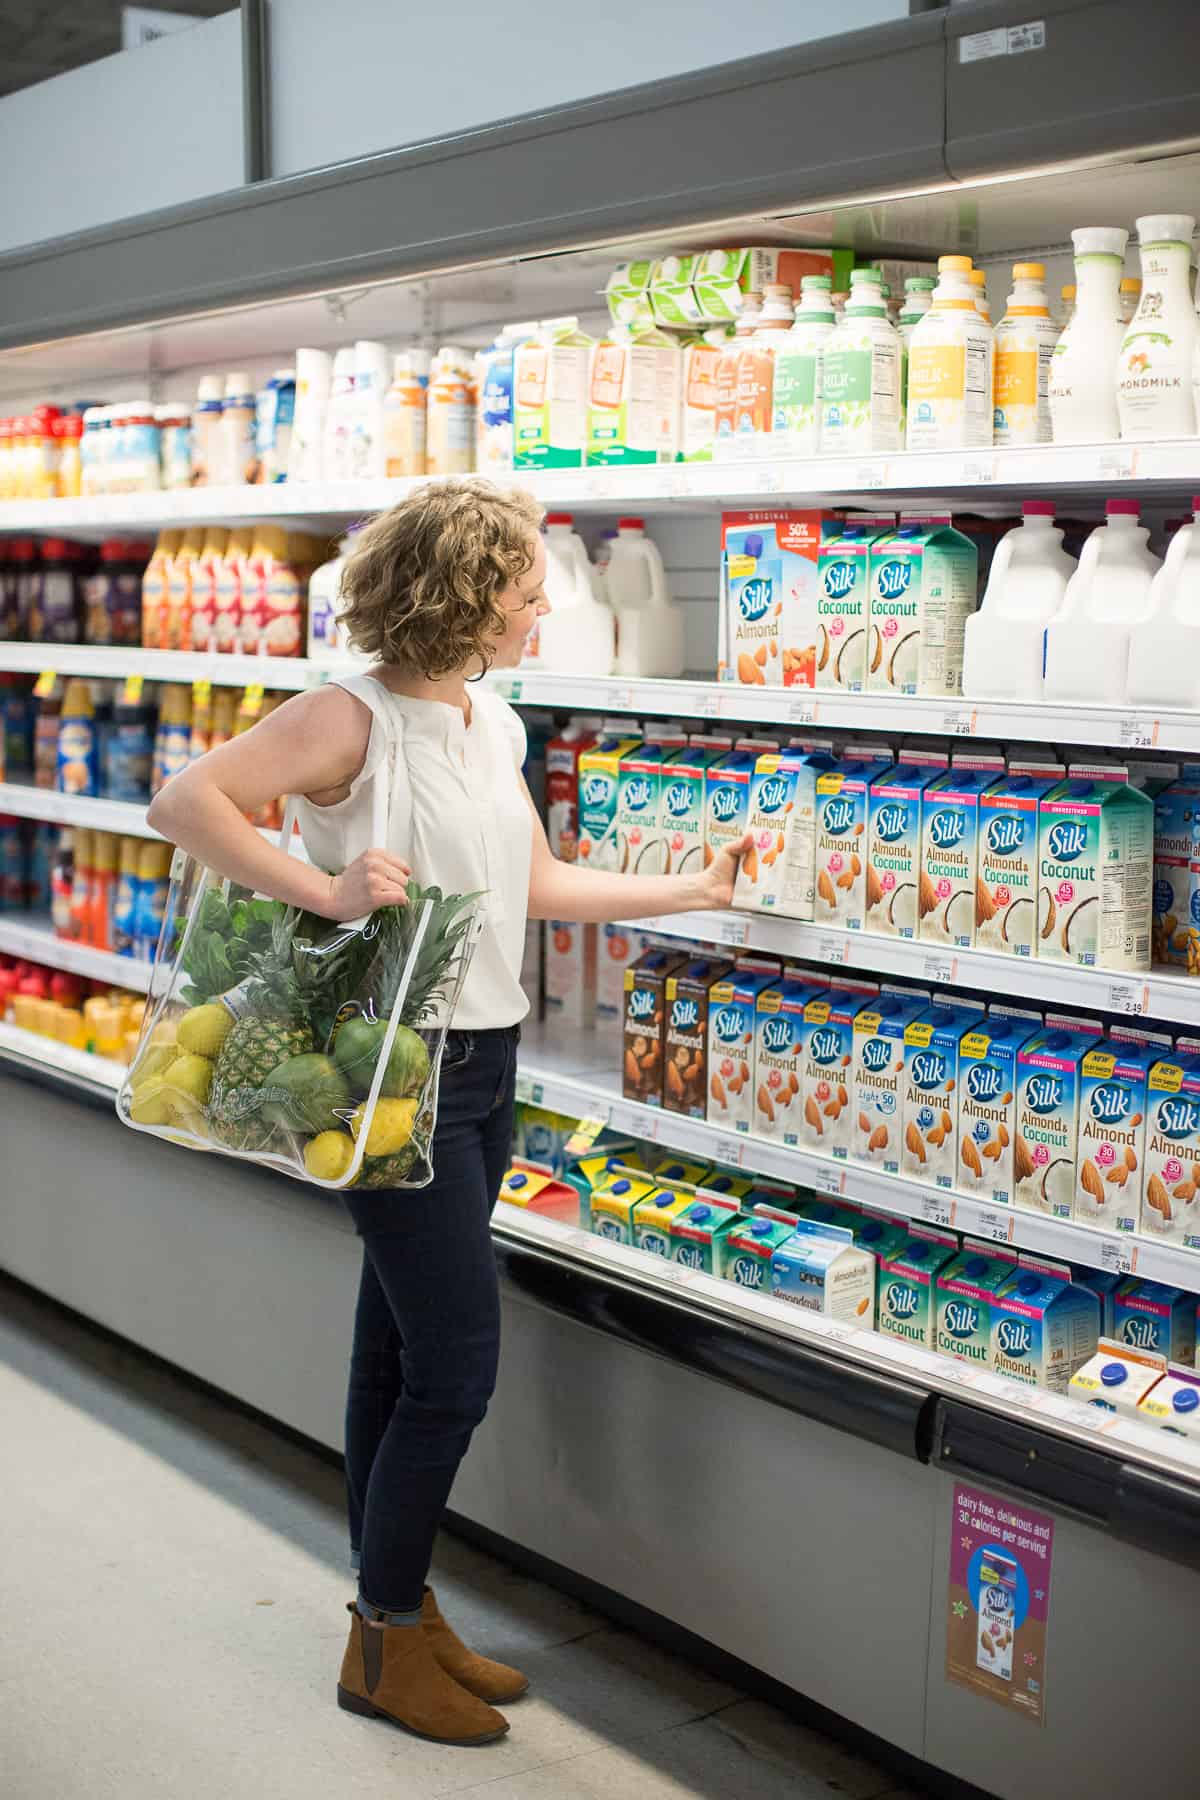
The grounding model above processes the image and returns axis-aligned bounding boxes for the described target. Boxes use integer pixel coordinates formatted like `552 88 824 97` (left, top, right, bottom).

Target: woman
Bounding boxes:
148 478 750 1748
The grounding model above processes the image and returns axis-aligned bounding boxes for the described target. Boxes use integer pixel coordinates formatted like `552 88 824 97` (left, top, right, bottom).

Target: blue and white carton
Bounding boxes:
769 1220 875 1322
901 994 986 1189
989 1254 1100 1393
957 1005 1042 1207
851 983 930 1175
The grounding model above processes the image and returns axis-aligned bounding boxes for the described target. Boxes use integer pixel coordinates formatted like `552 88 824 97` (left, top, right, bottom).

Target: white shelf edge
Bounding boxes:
516 1055 1200 1292
0 913 154 991
0 1019 124 1092
0 642 318 691
0 782 160 838
627 909 1194 1026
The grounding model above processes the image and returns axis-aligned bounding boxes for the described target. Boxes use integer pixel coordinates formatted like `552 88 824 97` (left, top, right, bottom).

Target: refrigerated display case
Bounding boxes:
3 5 1200 1792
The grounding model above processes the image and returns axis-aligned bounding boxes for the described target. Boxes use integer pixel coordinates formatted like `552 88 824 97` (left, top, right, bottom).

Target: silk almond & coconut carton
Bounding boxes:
865 746 948 939
900 994 986 1189
796 976 879 1161
1075 1025 1166 1233
812 742 893 932
1036 763 1154 971
1012 1013 1103 1219
918 751 1007 949
1151 768 1200 972
814 515 894 692
753 974 829 1145
957 1006 1042 1207
1142 1038 1200 1248
851 984 931 1175
662 954 733 1120
974 759 1065 958
706 955 780 1133
989 1254 1100 1393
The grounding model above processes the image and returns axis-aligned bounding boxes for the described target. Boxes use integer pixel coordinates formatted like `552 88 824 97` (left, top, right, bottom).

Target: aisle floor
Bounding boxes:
0 1277 928 1800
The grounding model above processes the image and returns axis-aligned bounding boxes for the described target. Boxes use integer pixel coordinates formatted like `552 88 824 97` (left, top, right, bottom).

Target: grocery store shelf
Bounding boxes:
515 1023 1199 1291
632 908 1196 1027
0 642 316 691
0 912 154 991
0 782 158 838
0 1019 124 1094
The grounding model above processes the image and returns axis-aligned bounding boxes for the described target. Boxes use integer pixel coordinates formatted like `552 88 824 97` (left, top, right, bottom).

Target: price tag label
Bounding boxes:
974 1206 1015 1245
962 458 998 485
1099 1237 1137 1276
564 1114 610 1156
604 684 633 712
942 708 976 737
709 1132 747 1169
584 472 616 500
816 934 849 966
514 1074 534 1103
854 463 889 489
123 674 146 705
33 670 56 698
1097 448 1139 481
1117 715 1158 749
1107 980 1148 1016
915 1192 956 1229
715 915 749 948
688 688 722 719
753 466 782 494
787 696 819 726
923 953 958 985
638 1109 662 1141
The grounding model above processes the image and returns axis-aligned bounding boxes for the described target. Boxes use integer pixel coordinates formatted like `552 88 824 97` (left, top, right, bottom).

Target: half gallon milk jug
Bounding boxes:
530 514 616 675
905 256 994 451
307 535 361 665
1118 214 1198 439
607 519 685 678
993 263 1058 445
962 502 1077 700
1043 499 1163 704
1127 497 1200 707
1048 228 1128 443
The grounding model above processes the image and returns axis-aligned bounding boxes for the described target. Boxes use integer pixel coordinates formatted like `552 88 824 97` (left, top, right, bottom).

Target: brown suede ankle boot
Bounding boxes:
421 1585 530 1704
337 1602 509 1744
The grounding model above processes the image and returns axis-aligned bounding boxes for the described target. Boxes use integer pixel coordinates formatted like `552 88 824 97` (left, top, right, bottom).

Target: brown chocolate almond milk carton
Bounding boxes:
623 947 689 1107
663 954 734 1119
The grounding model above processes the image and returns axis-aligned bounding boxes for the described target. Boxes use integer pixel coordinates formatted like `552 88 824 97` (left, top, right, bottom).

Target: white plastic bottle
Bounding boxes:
969 269 992 325
771 275 836 458
962 501 1078 700
220 373 257 486
993 263 1059 446
349 340 391 479
1119 278 1142 324
287 348 333 484
307 535 359 664
1127 497 1200 707
531 514 616 675
1118 213 1198 440
383 350 430 478
191 374 224 487
1059 285 1076 328
322 347 357 481
905 255 994 451
1043 499 1163 704
897 277 935 345
733 283 793 458
606 518 685 678
426 347 475 476
819 268 903 455
1048 228 1128 443
713 293 762 462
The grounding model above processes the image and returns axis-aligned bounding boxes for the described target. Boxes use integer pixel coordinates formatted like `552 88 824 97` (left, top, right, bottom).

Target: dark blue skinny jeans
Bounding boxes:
340 1025 518 1614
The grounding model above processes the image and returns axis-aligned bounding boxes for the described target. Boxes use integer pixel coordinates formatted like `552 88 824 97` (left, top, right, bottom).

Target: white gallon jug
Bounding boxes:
606 517 685 678
529 513 616 675
1043 499 1162 704
307 536 362 664
962 502 1077 701
1127 498 1200 708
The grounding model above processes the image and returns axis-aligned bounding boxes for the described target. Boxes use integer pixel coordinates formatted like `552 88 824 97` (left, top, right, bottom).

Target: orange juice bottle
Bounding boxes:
141 529 180 649
188 527 230 653
189 680 213 761
88 831 118 951
426 347 475 475
383 350 429 476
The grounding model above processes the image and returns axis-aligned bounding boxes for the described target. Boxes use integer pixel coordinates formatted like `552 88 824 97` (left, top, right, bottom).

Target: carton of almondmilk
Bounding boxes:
975 760 1065 958
900 995 986 1189
851 984 931 1175
918 752 1007 949
957 1006 1043 1208
1142 1039 1200 1248
1075 1026 1167 1233
1013 1014 1103 1220
796 977 879 1161
865 747 948 938
812 743 894 933
1036 764 1154 970
989 1255 1100 1393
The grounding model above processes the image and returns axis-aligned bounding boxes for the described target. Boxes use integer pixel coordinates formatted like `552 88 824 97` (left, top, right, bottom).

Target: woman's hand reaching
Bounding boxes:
322 848 411 920
696 831 753 911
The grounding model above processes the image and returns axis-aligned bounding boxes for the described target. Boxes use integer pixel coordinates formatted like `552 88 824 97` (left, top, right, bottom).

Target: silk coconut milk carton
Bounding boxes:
901 995 986 1188
957 1006 1043 1207
918 752 1007 949
660 735 731 876
754 975 829 1144
815 515 894 692
706 955 781 1133
851 984 931 1174
616 726 687 877
989 1255 1100 1393
812 742 893 932
1075 1026 1166 1233
935 1240 1019 1370
1142 1039 1200 1248
865 747 948 938
1013 1014 1103 1219
877 1226 959 1350
975 760 1065 958
1036 764 1154 970
865 515 977 697
796 977 879 1160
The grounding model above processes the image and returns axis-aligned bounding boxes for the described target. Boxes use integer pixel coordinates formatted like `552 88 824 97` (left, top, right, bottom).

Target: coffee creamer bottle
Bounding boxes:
905 256 994 451
1118 213 1198 440
1049 228 1128 443
993 263 1058 446
820 269 903 455
383 350 430 477
772 275 836 458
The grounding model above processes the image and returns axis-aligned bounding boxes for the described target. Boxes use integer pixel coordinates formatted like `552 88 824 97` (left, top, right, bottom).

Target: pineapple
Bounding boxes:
208 911 315 1149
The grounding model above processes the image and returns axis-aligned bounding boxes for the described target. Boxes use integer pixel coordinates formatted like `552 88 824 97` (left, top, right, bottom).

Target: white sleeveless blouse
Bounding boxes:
293 674 532 1031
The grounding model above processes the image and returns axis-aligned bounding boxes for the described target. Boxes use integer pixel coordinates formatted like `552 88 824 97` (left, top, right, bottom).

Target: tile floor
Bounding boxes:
0 1277 930 1799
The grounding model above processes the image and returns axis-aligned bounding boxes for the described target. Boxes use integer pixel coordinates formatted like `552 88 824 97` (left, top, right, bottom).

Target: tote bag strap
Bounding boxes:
278 673 411 858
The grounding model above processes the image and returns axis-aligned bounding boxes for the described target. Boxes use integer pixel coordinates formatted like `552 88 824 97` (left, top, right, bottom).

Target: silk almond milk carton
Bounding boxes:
797 977 879 1161
851 986 931 1174
721 511 831 690
975 760 1064 957
812 743 893 932
622 947 688 1107
754 975 828 1145
957 1006 1042 1207
1142 1039 1200 1247
734 745 835 919
918 752 1006 949
706 956 780 1132
865 747 948 938
901 995 986 1189
1076 1026 1166 1233
1151 773 1200 969
1013 1014 1103 1219
705 738 777 869
1037 763 1154 970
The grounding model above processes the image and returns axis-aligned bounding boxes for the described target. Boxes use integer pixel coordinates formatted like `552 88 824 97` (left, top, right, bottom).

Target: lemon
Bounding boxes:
147 1020 178 1051
166 1053 213 1111
350 1097 418 1158
135 1042 181 1084
177 1003 233 1058
129 1074 172 1126
304 1130 357 1182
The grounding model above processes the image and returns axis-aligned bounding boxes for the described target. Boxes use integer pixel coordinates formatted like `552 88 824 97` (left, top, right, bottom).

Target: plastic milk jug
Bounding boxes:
993 263 1058 445
1048 228 1128 443
962 502 1077 701
607 519 685 679
905 256 994 451
1043 500 1162 704
820 269 903 455
1118 214 1197 439
771 276 836 458
1127 497 1200 707
531 515 616 675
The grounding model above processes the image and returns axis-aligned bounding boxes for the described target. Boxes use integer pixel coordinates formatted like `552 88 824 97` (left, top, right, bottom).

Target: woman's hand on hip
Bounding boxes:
323 849 411 920
697 831 754 911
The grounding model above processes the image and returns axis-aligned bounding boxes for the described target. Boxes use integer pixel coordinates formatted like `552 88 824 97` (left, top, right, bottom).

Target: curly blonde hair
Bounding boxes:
339 478 544 677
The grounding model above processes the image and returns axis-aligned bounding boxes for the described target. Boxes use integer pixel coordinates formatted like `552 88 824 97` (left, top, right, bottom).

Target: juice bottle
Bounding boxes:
164 525 205 652
993 262 1058 446
820 269 904 454
733 283 793 458
152 685 193 793
112 836 140 957
35 538 86 644
221 373 258 485
88 832 118 951
56 414 83 498
57 678 99 797
68 827 92 942
141 530 180 651
713 293 762 461
189 681 212 761
426 347 475 475
905 256 994 451
383 350 429 477
188 526 230 653
213 527 250 653
191 374 224 486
